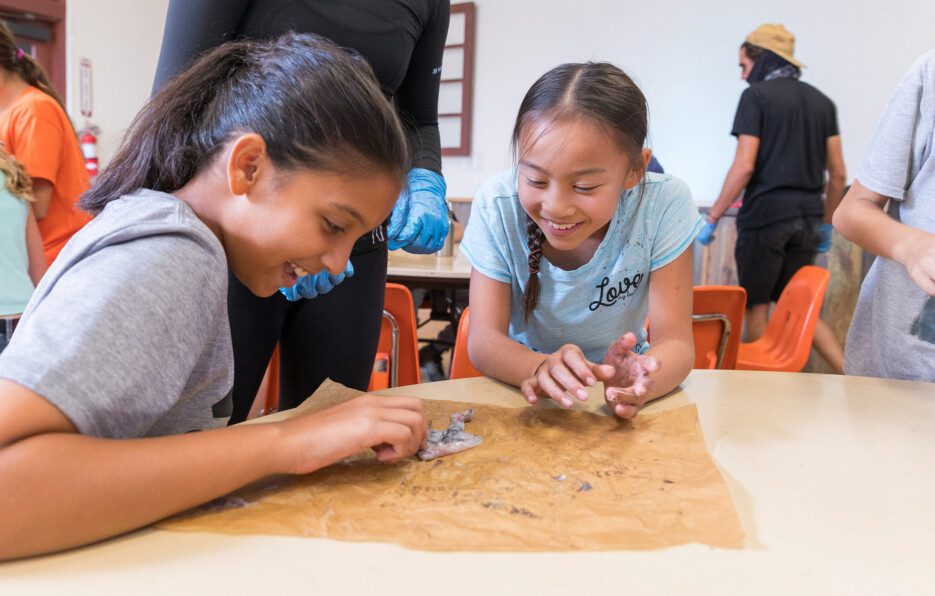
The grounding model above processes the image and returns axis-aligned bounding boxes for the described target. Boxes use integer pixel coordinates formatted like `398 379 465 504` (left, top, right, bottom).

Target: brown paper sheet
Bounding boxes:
158 381 744 551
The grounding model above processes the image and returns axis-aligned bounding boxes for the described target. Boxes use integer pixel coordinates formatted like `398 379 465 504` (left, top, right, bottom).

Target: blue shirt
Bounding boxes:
0 178 35 316
460 170 702 363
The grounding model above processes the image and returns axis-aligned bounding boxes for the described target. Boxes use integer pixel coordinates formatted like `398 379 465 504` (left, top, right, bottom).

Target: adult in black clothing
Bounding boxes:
153 0 451 422
698 24 846 373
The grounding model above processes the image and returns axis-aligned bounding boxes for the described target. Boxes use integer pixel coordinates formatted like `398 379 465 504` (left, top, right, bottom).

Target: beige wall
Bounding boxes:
66 0 169 163
65 0 935 202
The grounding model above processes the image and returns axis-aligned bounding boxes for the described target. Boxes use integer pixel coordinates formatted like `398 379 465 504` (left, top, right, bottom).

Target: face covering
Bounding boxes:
746 48 801 84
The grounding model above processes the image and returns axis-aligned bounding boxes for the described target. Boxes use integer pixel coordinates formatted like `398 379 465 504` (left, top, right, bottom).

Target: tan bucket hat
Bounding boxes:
745 24 806 68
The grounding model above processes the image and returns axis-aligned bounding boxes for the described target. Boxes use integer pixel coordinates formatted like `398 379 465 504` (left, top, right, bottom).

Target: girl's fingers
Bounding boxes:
379 414 425 445
374 441 409 463
640 356 660 374
348 397 427 458
536 373 574 407
363 421 421 461
520 379 540 404
592 363 616 381
352 402 426 449
606 386 638 404
605 388 641 419
560 350 599 388
549 362 591 402
614 403 640 420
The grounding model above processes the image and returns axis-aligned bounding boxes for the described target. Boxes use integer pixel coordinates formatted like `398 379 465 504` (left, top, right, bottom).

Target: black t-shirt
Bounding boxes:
731 78 839 229
152 0 449 174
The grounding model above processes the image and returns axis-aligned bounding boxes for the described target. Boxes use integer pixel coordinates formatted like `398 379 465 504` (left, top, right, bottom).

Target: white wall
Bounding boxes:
66 0 935 204
66 0 169 163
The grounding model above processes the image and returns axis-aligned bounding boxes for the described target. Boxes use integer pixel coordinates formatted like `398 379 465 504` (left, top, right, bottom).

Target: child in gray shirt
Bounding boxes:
834 50 935 381
0 33 427 560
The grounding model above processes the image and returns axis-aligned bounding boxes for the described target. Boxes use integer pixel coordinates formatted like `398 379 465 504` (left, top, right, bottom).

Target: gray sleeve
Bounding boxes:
858 51 935 201
0 232 226 438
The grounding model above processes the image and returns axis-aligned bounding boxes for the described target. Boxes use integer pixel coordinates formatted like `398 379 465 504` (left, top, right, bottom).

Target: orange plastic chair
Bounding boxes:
449 306 484 380
692 286 747 369
736 266 830 372
262 344 280 415
368 283 421 389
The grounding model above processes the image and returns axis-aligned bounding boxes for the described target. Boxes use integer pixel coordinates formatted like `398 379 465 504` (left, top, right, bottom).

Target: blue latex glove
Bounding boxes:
279 260 354 301
816 223 833 253
387 168 449 254
696 220 718 246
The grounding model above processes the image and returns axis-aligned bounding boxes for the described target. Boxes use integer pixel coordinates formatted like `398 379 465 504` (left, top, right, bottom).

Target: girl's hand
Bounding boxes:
601 333 660 419
278 395 428 475
902 232 935 296
520 344 615 408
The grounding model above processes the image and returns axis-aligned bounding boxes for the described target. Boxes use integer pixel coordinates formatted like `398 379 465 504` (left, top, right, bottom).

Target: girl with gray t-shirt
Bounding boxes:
833 50 935 382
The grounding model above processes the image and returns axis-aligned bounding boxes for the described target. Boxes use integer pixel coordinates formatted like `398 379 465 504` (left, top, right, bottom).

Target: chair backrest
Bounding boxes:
449 306 483 380
692 286 747 369
370 283 421 388
738 265 830 372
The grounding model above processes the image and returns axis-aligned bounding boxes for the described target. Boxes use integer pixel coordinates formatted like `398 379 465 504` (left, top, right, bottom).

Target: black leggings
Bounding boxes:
226 244 388 424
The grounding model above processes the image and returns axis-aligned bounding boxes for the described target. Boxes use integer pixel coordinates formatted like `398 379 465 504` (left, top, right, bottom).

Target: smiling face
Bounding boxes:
739 47 756 81
217 140 400 297
517 117 646 266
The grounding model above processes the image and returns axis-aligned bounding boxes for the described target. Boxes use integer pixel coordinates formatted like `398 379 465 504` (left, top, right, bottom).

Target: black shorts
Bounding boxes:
735 217 822 305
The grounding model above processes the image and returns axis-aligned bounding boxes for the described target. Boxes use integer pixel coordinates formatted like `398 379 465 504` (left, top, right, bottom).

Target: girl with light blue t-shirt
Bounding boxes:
460 62 702 419
0 148 44 321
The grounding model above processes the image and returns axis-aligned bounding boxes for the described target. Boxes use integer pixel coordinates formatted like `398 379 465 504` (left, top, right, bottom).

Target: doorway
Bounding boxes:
0 1 66 101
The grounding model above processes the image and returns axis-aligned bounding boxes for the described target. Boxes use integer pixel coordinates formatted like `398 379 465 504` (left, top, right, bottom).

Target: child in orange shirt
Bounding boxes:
0 22 89 265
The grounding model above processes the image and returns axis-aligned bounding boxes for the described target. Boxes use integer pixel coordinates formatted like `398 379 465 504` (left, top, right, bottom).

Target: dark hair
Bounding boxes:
741 42 764 61
741 43 799 84
510 62 649 321
0 21 70 121
80 33 410 214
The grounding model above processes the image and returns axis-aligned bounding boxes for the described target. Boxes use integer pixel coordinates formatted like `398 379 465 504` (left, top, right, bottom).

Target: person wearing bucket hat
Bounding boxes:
699 23 847 373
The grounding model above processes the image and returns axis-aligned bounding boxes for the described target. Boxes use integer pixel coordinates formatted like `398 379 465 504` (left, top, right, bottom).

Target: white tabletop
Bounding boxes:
2 370 934 595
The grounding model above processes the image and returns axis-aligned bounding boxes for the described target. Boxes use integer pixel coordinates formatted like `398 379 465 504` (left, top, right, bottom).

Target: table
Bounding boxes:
2 371 933 595
387 245 472 336
386 245 472 290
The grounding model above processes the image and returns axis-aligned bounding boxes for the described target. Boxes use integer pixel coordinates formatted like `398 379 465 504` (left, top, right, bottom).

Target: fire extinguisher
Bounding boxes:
79 122 100 178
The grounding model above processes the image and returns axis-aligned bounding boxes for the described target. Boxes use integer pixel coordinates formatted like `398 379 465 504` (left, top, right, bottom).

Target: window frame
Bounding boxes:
439 2 475 157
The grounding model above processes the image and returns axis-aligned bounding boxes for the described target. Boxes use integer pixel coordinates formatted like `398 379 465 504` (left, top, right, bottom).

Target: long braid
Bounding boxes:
521 215 546 321
79 33 409 214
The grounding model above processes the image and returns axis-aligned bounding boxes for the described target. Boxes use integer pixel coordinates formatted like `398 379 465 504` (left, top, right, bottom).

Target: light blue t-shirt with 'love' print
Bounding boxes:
460 170 702 363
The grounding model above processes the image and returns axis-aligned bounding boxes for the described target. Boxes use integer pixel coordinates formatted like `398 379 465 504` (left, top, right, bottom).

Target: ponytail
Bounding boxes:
0 22 73 135
521 215 546 321
80 33 409 214
0 147 33 201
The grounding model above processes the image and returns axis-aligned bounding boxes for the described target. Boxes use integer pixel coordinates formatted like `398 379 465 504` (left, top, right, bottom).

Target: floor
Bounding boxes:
416 307 455 382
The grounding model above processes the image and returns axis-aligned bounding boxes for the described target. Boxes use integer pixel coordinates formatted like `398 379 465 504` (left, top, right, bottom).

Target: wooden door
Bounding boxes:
0 1 66 100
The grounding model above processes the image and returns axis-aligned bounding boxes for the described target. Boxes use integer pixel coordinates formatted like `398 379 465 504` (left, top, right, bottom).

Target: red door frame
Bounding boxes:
0 0 66 101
